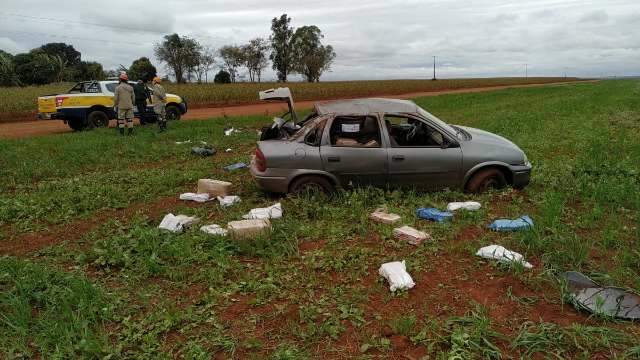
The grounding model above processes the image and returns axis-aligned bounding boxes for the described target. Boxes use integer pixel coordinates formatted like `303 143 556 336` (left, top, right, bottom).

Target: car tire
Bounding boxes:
289 175 335 195
466 167 507 193
87 110 109 128
166 105 181 121
67 119 86 131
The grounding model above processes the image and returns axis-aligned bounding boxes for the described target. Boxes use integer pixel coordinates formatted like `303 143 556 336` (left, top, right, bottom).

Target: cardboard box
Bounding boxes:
197 179 232 197
393 226 431 245
370 209 401 224
227 219 271 239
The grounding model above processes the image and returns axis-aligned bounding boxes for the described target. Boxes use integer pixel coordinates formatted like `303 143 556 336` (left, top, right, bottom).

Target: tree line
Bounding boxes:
0 13 335 87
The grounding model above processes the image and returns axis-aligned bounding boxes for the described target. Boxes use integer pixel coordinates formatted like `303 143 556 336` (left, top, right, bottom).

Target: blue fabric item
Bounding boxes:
224 162 248 171
416 208 453 222
488 215 534 231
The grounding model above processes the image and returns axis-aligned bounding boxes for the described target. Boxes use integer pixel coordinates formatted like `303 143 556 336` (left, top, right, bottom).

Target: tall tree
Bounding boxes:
0 50 20 86
194 46 216 83
291 26 336 82
39 43 81 67
242 38 269 82
154 34 201 83
76 61 105 81
269 14 294 82
128 57 157 82
14 50 58 85
218 45 245 83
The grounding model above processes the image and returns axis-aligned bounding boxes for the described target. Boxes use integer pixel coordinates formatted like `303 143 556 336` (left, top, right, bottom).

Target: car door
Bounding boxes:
320 114 388 187
383 114 462 190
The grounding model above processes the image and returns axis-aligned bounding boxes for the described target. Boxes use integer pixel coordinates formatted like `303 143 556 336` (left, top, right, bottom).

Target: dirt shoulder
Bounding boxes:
0 80 593 139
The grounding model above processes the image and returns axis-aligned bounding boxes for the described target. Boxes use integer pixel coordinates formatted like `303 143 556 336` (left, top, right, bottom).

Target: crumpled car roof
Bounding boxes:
314 98 420 115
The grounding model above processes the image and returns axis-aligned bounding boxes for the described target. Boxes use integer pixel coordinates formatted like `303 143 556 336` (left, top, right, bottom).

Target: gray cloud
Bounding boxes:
0 0 638 80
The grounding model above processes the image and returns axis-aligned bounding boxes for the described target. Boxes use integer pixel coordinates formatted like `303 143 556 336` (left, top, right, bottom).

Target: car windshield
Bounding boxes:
417 108 460 139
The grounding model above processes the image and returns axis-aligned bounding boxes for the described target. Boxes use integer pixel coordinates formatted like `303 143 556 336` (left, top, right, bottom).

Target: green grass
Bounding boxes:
0 80 638 358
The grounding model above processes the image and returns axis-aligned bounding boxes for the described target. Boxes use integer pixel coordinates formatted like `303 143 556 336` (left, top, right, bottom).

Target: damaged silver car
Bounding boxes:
251 87 532 194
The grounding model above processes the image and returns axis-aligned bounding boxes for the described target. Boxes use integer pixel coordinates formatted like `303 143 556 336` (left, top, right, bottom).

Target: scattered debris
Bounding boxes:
217 195 241 207
175 140 191 145
561 271 640 320
447 201 481 212
200 224 228 236
243 203 282 219
379 261 415 292
225 148 232 152
393 226 431 245
416 208 453 222
370 208 401 224
224 162 248 171
224 127 240 136
197 179 232 197
191 146 216 156
475 245 533 269
488 215 533 231
179 192 211 203
228 219 271 239
158 213 200 233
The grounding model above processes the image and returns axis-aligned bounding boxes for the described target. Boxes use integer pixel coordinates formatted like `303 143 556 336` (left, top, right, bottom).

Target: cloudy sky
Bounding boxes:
1 0 638 81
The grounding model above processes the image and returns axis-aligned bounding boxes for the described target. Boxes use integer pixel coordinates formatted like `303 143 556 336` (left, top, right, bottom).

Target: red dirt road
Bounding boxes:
0 81 590 139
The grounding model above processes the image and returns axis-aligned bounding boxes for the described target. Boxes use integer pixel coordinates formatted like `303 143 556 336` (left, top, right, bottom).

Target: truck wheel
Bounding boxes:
466 167 507 193
166 105 181 121
87 110 109 128
289 175 335 195
68 119 86 131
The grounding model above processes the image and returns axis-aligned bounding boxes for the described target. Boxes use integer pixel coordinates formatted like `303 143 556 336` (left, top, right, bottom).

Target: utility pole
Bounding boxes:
432 56 437 81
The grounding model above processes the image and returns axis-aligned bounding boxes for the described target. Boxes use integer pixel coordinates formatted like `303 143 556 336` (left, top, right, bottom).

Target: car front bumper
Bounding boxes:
510 162 532 189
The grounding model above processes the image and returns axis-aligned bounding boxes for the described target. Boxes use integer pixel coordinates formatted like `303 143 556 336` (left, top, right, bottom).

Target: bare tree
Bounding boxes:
242 38 269 82
218 45 244 83
155 33 202 83
194 46 216 83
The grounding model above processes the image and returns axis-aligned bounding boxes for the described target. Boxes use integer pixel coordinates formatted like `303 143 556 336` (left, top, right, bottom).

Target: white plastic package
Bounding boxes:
447 201 481 211
179 192 211 203
475 245 533 269
242 203 283 219
378 261 415 292
158 213 200 233
200 224 228 236
217 195 241 207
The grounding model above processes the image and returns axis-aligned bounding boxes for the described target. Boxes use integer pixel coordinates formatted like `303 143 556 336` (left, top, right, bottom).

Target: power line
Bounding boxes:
0 11 161 34
5 30 148 47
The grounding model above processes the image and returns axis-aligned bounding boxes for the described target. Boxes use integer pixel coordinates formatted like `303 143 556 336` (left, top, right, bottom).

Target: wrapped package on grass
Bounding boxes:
393 226 431 245
227 219 271 239
447 201 481 212
200 224 228 237
370 208 401 224
159 214 200 233
197 179 232 197
217 195 241 207
475 244 533 269
224 162 248 171
379 261 415 292
243 203 283 220
488 215 533 231
179 193 211 203
416 208 453 222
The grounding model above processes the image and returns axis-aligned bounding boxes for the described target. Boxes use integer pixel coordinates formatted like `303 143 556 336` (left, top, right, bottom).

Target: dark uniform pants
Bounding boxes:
136 101 148 124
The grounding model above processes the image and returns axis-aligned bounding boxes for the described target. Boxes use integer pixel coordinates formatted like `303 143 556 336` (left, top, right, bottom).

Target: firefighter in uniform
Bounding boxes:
151 76 167 132
113 73 135 135
133 79 151 125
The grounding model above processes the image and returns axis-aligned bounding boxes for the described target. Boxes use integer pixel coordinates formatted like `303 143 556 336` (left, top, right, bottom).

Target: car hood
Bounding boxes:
457 126 522 152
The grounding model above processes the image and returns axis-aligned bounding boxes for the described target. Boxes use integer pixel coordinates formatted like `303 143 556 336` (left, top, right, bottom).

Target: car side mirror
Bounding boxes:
442 139 459 149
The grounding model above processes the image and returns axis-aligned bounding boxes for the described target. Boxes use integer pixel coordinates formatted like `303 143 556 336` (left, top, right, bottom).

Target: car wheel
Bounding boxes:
466 167 507 193
87 110 109 128
67 119 86 131
289 175 335 195
166 105 181 121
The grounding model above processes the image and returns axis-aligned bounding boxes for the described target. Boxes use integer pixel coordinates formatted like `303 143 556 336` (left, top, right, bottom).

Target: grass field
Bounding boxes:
1 80 639 358
0 77 578 119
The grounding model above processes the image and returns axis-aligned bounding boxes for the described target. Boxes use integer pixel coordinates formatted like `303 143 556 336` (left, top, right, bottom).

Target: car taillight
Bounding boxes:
255 148 267 172
55 96 68 107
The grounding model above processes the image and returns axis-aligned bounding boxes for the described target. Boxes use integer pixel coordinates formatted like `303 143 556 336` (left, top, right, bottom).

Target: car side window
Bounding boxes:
384 115 444 147
329 116 381 148
86 82 101 93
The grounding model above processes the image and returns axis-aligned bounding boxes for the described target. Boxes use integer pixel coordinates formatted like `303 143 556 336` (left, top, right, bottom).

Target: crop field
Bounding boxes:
0 77 579 120
0 80 638 358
